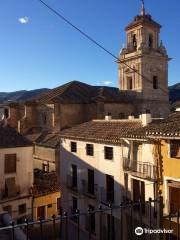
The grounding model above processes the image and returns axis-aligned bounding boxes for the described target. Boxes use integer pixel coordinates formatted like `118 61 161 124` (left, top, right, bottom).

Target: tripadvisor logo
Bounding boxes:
135 227 173 235
135 227 143 236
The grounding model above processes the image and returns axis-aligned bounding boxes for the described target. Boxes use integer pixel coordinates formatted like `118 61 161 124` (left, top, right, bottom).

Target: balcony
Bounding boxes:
66 175 78 193
81 179 98 199
123 158 157 181
100 187 114 206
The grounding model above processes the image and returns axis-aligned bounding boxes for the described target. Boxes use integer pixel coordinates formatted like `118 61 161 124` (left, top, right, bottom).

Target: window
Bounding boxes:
71 142 77 153
88 205 95 233
3 205 12 214
132 34 137 50
18 204 26 214
57 197 61 210
169 186 180 214
88 169 94 195
127 76 133 90
106 175 114 203
71 164 77 188
47 204 52 208
5 177 17 198
42 162 49 172
37 206 45 219
149 34 153 48
170 140 180 158
153 76 158 89
72 197 78 214
104 147 113 160
4 154 16 174
86 144 94 156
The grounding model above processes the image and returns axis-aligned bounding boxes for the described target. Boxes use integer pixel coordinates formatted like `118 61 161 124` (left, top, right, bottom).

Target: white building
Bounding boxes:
0 121 33 223
60 113 157 239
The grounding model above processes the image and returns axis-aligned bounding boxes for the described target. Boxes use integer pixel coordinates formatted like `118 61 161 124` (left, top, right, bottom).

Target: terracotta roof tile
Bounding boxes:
60 120 142 144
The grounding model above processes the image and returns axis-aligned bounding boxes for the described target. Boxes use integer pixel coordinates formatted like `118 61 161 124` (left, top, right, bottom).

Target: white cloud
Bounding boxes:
103 81 112 86
18 16 29 24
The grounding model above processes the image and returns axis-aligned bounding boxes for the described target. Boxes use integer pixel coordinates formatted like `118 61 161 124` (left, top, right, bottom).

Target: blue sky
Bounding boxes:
0 0 180 92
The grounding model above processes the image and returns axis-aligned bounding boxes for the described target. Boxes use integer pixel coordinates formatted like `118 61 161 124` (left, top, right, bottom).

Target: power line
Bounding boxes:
37 0 168 95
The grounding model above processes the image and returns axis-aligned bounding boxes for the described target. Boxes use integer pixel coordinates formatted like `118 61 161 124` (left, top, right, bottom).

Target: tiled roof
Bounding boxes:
32 171 61 197
127 112 180 139
125 14 161 31
26 132 60 148
60 119 142 145
0 121 32 148
33 81 134 104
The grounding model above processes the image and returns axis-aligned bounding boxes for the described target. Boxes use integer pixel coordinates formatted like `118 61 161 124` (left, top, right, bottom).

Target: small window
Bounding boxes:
57 197 61 210
72 197 78 214
149 34 153 48
127 77 133 90
170 140 180 158
42 162 49 172
132 34 137 50
18 204 26 214
153 76 158 89
71 142 77 153
86 144 94 156
3 205 12 214
4 154 16 174
47 204 52 208
104 147 113 160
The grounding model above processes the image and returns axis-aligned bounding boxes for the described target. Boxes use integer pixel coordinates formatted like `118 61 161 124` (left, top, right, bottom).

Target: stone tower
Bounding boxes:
118 1 170 117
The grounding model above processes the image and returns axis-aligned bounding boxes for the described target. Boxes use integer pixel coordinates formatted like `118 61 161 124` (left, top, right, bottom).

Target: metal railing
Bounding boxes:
0 198 180 240
123 158 157 181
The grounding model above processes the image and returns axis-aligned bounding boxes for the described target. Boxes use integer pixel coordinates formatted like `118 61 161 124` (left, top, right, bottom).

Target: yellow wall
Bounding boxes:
33 191 61 220
161 140 180 178
160 140 180 237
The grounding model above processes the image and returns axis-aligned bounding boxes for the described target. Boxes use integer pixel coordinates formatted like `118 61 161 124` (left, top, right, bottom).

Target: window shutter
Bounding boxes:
5 154 17 174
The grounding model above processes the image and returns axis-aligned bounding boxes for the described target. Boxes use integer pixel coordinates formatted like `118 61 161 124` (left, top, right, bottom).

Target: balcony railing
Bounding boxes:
100 187 114 205
81 179 98 199
123 158 157 181
66 174 78 193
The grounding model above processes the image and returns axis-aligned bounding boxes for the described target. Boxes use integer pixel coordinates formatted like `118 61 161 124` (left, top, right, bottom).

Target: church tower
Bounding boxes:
118 1 170 117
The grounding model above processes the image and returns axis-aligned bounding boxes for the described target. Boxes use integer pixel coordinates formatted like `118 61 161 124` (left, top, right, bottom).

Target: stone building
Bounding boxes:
118 0 170 117
4 2 170 135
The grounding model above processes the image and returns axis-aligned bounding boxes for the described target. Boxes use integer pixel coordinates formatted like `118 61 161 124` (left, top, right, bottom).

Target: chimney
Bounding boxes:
105 113 112 121
141 109 152 126
175 107 180 112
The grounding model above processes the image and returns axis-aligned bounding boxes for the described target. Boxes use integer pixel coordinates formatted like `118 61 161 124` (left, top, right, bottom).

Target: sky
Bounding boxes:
0 0 180 92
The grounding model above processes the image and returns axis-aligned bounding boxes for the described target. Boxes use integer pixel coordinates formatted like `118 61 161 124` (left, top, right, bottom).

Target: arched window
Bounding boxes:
127 76 133 90
132 34 137 50
153 76 158 89
149 34 153 48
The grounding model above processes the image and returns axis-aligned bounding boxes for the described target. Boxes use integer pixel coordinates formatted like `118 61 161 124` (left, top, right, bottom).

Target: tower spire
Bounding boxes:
140 0 145 16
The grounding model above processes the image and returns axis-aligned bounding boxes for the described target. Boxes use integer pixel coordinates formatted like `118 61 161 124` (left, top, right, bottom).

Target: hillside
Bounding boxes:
0 83 180 104
0 89 49 103
169 83 180 103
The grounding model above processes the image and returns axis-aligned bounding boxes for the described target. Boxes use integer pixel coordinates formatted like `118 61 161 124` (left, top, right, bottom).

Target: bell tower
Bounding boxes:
118 1 170 117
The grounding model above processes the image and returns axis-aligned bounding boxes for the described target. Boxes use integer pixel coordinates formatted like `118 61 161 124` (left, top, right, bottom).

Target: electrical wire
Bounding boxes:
37 0 168 95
